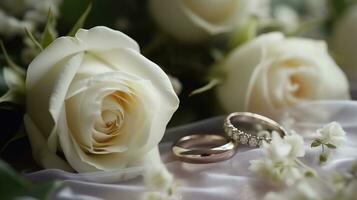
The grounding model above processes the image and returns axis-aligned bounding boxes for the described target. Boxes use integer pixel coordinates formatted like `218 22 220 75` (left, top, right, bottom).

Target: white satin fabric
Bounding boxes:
25 101 357 200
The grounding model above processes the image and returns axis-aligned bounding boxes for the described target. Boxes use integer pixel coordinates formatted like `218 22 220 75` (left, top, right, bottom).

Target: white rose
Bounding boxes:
332 5 357 82
148 0 270 43
24 26 179 173
216 32 350 118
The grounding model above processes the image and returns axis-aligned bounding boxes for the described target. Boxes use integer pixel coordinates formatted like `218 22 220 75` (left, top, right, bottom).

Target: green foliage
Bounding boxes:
0 41 25 77
68 2 92 36
189 79 221 97
0 41 26 106
329 0 357 20
228 17 258 49
326 143 337 149
0 159 62 200
41 9 57 49
311 139 322 147
25 28 44 51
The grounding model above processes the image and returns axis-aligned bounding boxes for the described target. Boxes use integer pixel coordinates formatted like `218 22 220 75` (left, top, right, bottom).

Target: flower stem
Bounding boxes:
295 158 316 174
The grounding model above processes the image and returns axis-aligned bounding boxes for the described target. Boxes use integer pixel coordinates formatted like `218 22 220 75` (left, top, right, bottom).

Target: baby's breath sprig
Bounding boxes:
311 122 346 164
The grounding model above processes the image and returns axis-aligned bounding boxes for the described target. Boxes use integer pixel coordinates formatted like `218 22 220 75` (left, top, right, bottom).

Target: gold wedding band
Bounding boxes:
224 112 287 147
172 134 237 164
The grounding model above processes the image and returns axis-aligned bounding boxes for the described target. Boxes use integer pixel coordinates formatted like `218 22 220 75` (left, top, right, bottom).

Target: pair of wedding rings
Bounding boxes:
172 112 287 164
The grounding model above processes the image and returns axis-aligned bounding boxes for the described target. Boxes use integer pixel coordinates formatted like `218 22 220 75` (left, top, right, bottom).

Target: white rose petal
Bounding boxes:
25 26 179 174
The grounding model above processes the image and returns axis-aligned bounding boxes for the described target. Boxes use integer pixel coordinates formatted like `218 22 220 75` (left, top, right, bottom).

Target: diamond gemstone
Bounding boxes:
240 134 249 144
227 127 234 137
232 132 239 141
248 137 258 147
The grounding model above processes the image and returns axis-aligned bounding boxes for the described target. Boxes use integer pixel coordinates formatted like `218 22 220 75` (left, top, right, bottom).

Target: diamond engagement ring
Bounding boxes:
224 112 287 147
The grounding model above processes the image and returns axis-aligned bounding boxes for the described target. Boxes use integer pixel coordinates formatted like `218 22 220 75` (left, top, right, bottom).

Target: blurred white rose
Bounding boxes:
216 32 350 118
273 5 299 32
168 75 182 95
148 0 270 43
332 5 357 83
0 0 62 37
24 26 179 173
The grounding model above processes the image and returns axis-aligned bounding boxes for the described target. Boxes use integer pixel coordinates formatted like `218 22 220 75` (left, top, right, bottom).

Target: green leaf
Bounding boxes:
189 78 221 96
0 159 63 199
329 0 354 20
228 16 258 49
0 41 26 77
41 9 57 49
29 181 63 200
311 139 322 147
67 2 92 37
319 153 328 164
25 27 43 51
0 159 30 199
326 143 337 149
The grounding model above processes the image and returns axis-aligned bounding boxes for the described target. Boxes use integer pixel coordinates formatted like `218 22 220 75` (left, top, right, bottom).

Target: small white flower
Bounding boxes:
317 122 346 146
284 133 305 158
262 133 292 161
142 192 181 200
264 181 321 200
142 192 167 200
250 158 302 186
144 166 174 191
250 132 305 185
263 132 305 161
